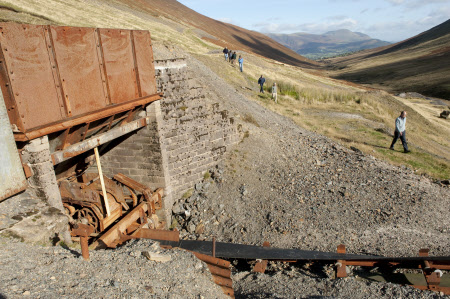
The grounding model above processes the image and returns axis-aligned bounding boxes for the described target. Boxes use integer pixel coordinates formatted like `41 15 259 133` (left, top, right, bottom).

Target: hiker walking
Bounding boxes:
223 47 229 61
258 75 265 93
390 111 410 153
231 52 237 64
228 49 232 62
272 82 278 103
238 55 243 72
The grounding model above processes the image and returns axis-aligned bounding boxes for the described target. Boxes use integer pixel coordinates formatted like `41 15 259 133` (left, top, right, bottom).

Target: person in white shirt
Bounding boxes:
390 111 410 153
272 83 277 103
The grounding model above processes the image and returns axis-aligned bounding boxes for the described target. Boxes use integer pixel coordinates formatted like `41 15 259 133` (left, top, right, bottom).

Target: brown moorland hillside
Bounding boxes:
0 0 316 67
325 19 450 99
114 0 318 68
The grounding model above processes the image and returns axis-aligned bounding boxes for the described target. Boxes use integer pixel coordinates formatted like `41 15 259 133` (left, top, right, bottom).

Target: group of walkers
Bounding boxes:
258 75 278 103
223 47 244 72
223 48 411 154
223 48 277 102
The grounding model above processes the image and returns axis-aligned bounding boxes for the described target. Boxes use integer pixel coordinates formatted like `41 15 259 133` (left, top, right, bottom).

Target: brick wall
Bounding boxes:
97 58 239 223
155 58 239 200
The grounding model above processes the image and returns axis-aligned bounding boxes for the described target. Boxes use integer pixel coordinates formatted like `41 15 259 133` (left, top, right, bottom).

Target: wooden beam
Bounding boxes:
51 117 147 165
92 201 148 249
94 147 111 217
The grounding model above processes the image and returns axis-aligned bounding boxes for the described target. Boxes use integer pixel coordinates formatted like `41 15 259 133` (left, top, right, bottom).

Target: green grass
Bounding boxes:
181 188 193 199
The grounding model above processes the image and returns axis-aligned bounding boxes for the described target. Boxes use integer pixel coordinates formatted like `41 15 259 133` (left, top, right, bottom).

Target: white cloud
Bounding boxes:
385 0 405 5
363 9 449 42
385 0 449 9
254 18 358 34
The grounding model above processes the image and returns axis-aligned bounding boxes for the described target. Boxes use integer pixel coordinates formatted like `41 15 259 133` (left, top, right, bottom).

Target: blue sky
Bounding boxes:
177 0 450 42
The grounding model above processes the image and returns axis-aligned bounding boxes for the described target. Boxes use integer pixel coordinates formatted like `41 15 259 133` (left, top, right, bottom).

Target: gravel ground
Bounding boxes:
233 269 446 298
0 238 226 299
180 51 450 257
0 43 448 298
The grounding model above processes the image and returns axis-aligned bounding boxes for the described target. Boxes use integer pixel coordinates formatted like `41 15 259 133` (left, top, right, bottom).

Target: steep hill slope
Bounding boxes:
267 29 390 59
325 19 450 99
0 0 316 68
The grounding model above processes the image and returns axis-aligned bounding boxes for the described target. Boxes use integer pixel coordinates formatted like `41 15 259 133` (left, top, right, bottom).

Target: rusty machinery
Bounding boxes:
60 173 164 237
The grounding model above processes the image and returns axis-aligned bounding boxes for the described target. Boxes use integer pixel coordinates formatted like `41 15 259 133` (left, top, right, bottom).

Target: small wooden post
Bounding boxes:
94 147 111 216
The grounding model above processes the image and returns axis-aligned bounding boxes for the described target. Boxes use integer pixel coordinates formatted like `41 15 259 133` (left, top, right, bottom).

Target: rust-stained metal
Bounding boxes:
50 26 109 116
131 228 180 242
336 244 347 278
0 22 160 142
21 163 33 178
131 30 157 96
91 187 164 249
114 173 163 213
60 175 123 233
0 89 27 201
0 23 65 129
252 241 270 273
98 29 139 104
416 249 450 294
333 246 450 295
191 251 234 298
92 201 148 249
14 94 159 142
71 223 94 261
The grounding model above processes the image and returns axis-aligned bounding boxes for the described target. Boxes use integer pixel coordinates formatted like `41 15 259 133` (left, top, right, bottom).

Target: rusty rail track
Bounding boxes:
154 239 450 295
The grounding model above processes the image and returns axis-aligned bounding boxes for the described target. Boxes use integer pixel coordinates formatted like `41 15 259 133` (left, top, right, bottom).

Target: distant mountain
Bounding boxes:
326 19 450 100
267 29 391 60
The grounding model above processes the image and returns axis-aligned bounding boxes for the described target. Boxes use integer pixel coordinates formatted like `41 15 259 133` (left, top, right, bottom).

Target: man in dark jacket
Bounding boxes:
222 47 229 61
258 75 266 93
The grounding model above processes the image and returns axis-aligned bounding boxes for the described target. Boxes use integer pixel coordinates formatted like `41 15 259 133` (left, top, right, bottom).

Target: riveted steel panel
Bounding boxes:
50 26 108 116
132 30 157 96
99 29 139 104
0 23 158 141
0 23 64 130
0 91 26 201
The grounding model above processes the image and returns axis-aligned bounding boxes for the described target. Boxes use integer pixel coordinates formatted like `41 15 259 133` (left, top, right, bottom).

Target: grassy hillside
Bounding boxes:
0 0 316 68
0 0 448 179
325 19 450 100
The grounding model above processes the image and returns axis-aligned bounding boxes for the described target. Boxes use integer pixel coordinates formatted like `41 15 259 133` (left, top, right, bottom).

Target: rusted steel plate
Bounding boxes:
114 172 151 194
211 275 233 288
50 26 108 116
132 30 157 96
191 251 231 268
0 23 64 130
0 91 26 201
0 23 159 141
206 264 232 278
71 223 95 237
131 228 180 242
15 94 159 142
253 241 270 273
99 29 139 104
